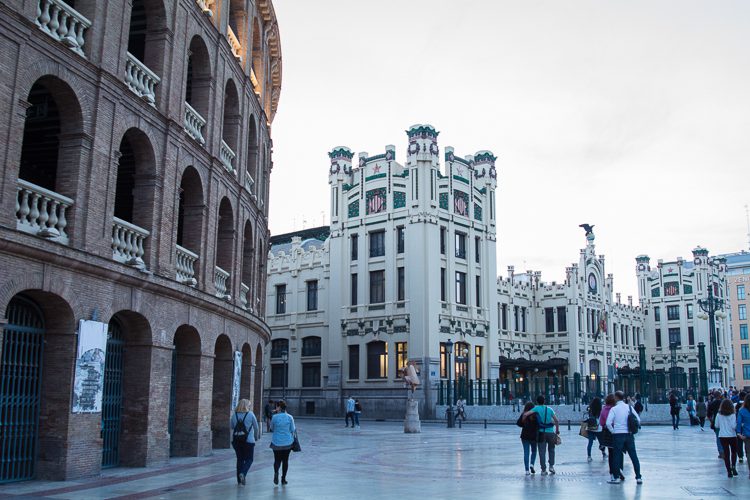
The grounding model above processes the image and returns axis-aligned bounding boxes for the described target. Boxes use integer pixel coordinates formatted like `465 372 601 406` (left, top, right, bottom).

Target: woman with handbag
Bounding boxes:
584 397 606 462
599 394 623 481
270 400 296 485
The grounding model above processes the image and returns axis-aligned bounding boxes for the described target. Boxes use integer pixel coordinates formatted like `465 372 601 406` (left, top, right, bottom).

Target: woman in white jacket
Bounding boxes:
715 399 739 478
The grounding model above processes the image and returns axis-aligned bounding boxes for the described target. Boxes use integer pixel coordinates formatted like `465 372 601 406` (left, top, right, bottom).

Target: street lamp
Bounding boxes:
697 276 727 390
445 338 454 428
281 350 288 401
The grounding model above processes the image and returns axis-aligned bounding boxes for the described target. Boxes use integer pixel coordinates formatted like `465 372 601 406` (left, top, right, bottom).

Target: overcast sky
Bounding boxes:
267 0 750 300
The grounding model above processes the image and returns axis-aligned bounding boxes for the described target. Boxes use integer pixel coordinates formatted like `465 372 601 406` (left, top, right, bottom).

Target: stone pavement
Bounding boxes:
1 419 749 499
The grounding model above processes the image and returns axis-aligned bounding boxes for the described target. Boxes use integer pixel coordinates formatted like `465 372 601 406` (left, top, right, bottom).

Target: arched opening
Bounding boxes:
220 80 240 174
245 118 258 193
169 325 202 457
176 166 204 285
1 291 76 481
256 239 267 315
214 198 234 298
253 345 263 416
102 311 152 468
229 0 247 46
113 129 156 267
17 77 83 244
240 343 253 400
240 221 254 310
126 0 166 104
251 17 263 96
211 335 233 449
184 36 211 145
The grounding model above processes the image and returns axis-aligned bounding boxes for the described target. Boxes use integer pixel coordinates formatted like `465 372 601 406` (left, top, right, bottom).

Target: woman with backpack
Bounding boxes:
585 397 606 462
517 402 538 475
230 398 261 486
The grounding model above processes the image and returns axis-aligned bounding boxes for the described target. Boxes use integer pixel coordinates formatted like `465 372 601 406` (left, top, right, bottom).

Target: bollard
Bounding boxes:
567 419 571 430
484 419 487 429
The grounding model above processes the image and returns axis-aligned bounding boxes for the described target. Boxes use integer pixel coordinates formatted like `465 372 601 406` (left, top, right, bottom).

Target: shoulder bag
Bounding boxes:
291 431 301 452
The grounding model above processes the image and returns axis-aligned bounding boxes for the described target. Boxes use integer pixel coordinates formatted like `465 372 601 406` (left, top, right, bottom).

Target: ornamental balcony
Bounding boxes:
16 179 73 245
227 26 242 61
36 0 92 57
214 265 231 300
125 52 160 106
184 102 207 145
220 140 236 175
175 244 199 286
195 0 214 16
111 217 149 268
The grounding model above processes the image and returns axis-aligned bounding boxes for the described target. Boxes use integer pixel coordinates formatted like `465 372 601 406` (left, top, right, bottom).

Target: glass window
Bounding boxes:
668 327 681 347
348 345 359 380
369 230 385 257
521 307 527 332
654 306 660 321
396 342 408 371
744 364 750 380
302 363 320 387
369 270 385 303
741 324 748 340
397 226 405 254
397 267 405 301
301 336 321 357
367 341 388 379
455 271 466 304
475 276 481 308
742 344 750 360
686 303 693 319
545 308 554 333
271 339 289 358
271 364 287 387
557 306 567 331
275 284 286 314
351 234 358 260
351 273 357 305
656 328 662 348
667 305 679 321
475 345 483 379
738 285 746 300
514 306 519 331
306 280 318 311
440 343 448 378
740 304 747 321
501 304 508 330
688 326 695 345
440 227 446 254
455 232 466 259
440 268 446 301
475 236 480 263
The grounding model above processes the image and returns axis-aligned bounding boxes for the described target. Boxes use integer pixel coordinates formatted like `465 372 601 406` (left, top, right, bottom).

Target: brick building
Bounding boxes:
0 0 281 482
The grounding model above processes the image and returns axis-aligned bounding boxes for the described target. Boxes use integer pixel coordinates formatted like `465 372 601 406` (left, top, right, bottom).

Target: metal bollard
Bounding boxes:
567 419 571 430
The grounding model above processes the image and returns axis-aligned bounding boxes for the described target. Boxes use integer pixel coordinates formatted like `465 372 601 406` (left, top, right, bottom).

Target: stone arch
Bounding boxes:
240 343 253 401
170 324 202 456
185 35 212 121
214 197 235 297
126 0 168 73
222 79 241 157
245 116 258 192
176 166 205 286
253 343 263 416
211 334 233 449
240 220 254 310
251 17 263 96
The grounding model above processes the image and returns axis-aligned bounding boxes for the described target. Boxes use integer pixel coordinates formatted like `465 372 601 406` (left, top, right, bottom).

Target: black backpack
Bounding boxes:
627 405 640 435
233 412 249 445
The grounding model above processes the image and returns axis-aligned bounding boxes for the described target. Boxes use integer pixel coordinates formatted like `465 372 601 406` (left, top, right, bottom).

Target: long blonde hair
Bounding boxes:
235 398 252 413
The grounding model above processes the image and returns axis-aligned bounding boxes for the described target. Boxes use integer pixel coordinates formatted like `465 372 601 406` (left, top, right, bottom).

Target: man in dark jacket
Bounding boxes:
707 390 724 458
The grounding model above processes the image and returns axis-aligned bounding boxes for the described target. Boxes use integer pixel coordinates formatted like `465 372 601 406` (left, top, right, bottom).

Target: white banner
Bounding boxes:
231 350 242 412
72 319 109 413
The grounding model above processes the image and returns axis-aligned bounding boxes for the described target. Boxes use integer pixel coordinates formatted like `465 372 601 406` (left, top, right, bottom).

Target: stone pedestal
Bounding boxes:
404 399 421 433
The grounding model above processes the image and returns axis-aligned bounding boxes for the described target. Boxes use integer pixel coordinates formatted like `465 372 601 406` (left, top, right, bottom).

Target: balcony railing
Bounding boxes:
227 26 242 61
112 217 149 268
214 266 231 300
125 52 160 106
16 179 73 245
244 171 254 193
195 0 214 16
36 0 92 57
176 244 199 286
183 102 207 145
220 140 236 175
240 282 250 310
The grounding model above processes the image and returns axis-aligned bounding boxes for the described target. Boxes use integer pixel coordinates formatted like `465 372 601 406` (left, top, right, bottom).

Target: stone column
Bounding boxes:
404 399 421 433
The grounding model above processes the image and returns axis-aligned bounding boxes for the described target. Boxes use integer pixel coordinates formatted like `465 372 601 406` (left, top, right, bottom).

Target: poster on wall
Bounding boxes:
72 319 109 413
231 351 242 412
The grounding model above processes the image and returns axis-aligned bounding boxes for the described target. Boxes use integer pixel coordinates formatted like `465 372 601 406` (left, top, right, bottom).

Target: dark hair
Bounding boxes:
744 394 750 410
720 399 735 416
276 400 287 412
614 390 625 401
589 397 602 418
605 393 616 406
536 395 545 405
523 402 535 412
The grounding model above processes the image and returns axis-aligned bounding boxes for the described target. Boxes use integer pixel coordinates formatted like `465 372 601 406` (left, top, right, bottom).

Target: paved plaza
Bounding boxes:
1 419 749 499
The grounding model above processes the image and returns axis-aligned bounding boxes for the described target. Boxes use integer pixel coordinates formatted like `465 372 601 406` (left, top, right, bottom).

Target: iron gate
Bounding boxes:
101 319 124 468
0 296 45 483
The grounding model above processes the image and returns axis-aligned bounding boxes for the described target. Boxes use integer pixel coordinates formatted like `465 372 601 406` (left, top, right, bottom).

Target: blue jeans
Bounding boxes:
612 433 641 479
233 441 255 477
587 431 602 456
354 412 360 426
522 439 537 470
671 413 680 428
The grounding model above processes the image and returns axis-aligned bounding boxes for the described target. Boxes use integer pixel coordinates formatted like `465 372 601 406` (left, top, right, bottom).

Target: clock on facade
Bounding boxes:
588 273 597 294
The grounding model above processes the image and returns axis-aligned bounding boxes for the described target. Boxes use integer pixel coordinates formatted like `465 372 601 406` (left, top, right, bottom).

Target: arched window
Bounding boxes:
214 198 234 298
240 221 254 310
366 341 387 379
302 337 321 357
245 118 258 194
125 0 166 105
184 36 211 145
175 167 204 286
220 80 240 174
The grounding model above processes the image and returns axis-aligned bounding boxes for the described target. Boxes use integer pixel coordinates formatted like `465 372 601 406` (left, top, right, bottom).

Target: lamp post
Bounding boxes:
281 350 288 401
697 277 727 390
446 338 454 428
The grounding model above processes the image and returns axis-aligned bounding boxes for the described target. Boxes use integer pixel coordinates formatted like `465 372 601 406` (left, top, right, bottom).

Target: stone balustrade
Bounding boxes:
176 245 199 286
16 179 73 245
36 0 92 57
220 140 236 175
244 171 254 193
184 102 207 145
227 26 242 61
112 217 149 268
125 52 160 106
195 0 214 16
240 282 250 309
214 266 231 300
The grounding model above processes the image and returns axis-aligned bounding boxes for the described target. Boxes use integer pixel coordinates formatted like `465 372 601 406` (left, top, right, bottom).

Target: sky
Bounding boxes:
267 0 750 300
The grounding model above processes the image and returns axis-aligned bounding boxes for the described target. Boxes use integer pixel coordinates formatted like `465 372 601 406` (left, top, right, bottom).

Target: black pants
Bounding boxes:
232 441 255 478
273 449 292 479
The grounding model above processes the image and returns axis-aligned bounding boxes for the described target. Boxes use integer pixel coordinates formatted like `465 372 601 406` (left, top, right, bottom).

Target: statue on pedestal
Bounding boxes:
401 361 421 433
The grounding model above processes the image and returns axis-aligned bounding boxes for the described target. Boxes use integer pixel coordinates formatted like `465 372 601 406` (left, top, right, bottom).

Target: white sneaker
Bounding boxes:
525 470 530 476
636 477 643 484
607 476 621 484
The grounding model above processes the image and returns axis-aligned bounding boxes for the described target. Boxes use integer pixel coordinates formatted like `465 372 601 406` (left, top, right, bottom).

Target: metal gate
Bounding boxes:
0 296 45 483
168 347 177 456
101 319 124 468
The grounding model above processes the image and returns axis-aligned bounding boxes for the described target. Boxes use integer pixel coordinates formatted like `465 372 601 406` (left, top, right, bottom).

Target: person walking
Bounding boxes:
606 391 642 485
585 397 606 462
345 395 355 427
735 392 746 463
715 399 739 477
517 402 538 475
696 396 708 430
686 395 697 426
669 392 681 430
231 399 261 486
456 398 467 421
354 399 362 429
708 390 725 458
737 394 750 478
524 395 560 475
599 394 621 481
270 400 296 485
264 400 275 433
